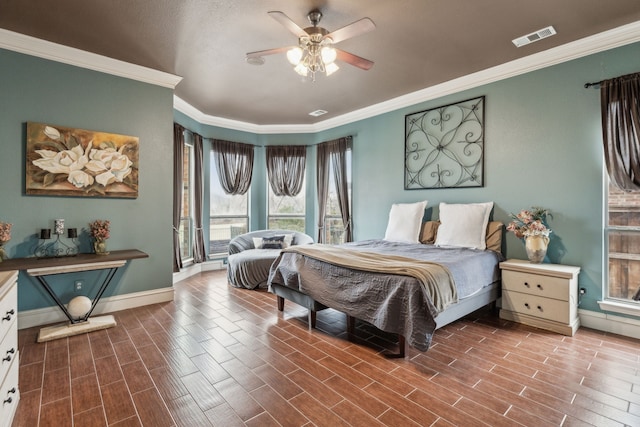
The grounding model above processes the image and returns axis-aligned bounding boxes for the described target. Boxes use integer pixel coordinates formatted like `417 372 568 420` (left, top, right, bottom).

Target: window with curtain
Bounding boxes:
324 147 352 244
268 178 306 232
607 182 640 303
210 140 253 256
266 145 307 232
180 141 194 261
602 72 640 306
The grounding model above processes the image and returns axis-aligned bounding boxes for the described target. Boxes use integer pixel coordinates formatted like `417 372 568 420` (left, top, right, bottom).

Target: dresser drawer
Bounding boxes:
502 289 571 323
0 329 17 388
0 282 17 345
502 270 569 301
0 355 19 427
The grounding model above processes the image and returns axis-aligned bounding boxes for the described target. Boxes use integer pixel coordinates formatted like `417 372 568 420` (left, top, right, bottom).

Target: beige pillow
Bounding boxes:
420 220 503 253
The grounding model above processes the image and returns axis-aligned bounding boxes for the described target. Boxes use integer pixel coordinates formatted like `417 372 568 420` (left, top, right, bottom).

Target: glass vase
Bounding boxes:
94 239 109 255
525 235 549 263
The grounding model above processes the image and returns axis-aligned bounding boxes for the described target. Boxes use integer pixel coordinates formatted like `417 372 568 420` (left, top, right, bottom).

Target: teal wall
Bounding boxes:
4 38 638 316
0 49 175 311
177 41 640 315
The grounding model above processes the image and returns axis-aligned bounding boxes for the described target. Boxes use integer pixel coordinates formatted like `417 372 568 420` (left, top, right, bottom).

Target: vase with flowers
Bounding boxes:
89 219 110 255
506 207 552 263
0 221 12 262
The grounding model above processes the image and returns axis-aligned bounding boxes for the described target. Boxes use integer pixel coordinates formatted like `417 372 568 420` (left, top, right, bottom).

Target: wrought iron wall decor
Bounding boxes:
405 96 485 189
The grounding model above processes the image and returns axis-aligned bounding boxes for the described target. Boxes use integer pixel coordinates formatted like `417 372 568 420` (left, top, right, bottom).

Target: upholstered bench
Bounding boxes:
227 229 313 289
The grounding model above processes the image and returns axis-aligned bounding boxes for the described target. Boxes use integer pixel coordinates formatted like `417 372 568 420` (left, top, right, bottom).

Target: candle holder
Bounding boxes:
34 223 79 258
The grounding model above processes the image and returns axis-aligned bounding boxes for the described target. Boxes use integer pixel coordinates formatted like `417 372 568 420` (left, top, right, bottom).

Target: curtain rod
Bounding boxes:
584 81 601 89
585 71 640 89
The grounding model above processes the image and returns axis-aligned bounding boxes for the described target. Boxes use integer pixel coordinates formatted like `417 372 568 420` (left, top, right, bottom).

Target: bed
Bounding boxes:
267 201 504 357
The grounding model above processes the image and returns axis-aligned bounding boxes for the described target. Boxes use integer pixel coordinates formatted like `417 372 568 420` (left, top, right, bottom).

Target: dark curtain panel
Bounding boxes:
192 133 207 263
316 137 352 243
601 72 640 191
316 143 330 243
212 139 254 195
266 145 307 196
172 123 185 272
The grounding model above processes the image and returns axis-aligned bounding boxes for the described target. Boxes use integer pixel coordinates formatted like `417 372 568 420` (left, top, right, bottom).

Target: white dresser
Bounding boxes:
500 259 580 336
0 270 19 427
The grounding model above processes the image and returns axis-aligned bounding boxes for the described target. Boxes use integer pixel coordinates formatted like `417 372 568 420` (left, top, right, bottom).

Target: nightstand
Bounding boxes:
499 259 580 336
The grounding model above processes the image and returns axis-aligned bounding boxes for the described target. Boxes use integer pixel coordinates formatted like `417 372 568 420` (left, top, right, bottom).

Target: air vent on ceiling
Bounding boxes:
512 26 556 47
309 109 328 117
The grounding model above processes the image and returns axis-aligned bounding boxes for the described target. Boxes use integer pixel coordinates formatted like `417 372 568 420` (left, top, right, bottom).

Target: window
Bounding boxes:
268 178 305 232
607 181 640 303
323 149 352 244
179 142 193 261
209 152 249 256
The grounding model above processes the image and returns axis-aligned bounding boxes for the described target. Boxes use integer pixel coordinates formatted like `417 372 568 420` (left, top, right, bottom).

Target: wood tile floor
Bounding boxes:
12 269 640 426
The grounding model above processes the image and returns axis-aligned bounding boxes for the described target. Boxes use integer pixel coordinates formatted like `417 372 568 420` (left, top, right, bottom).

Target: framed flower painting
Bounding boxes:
26 122 139 198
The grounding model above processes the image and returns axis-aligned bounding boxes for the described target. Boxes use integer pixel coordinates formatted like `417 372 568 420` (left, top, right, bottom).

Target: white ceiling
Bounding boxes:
1 0 640 129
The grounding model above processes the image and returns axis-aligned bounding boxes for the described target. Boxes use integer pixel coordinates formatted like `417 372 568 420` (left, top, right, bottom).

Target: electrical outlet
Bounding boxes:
74 280 83 292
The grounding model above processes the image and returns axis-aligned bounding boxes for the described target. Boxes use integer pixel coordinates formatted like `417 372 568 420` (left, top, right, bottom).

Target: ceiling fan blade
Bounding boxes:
325 18 375 44
268 11 307 38
246 46 292 58
335 49 374 70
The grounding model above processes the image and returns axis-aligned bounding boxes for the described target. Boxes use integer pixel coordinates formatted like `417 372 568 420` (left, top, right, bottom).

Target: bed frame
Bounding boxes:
270 280 501 358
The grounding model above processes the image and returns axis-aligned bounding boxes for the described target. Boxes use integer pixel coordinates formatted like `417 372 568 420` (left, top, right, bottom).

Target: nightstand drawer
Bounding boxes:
502 270 569 301
502 290 570 323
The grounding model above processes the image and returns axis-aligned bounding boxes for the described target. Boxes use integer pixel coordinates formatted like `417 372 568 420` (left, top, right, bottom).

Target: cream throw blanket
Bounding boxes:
282 244 458 312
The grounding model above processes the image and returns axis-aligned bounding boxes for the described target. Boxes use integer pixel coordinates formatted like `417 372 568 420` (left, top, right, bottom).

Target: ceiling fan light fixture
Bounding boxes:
249 10 375 81
325 62 339 76
320 46 337 64
287 47 303 65
294 62 308 76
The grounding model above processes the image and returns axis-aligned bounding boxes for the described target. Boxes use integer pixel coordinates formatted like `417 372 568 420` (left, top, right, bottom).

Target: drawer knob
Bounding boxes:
524 303 530 309
1 348 13 362
7 387 15 394
537 305 543 311
3 397 11 405
1 309 14 321
524 282 530 288
537 284 543 290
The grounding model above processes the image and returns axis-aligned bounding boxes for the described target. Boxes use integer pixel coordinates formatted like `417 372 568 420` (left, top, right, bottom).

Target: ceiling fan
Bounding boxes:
246 9 376 80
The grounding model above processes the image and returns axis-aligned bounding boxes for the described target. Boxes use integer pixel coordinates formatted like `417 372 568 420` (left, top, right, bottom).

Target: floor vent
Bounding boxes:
512 26 556 47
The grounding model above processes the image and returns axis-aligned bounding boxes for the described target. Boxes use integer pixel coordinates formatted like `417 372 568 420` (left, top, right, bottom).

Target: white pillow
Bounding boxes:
252 237 263 249
384 201 428 243
435 202 493 250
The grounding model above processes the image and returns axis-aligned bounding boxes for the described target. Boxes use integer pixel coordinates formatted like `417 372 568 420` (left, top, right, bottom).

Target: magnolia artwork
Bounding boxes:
26 122 139 198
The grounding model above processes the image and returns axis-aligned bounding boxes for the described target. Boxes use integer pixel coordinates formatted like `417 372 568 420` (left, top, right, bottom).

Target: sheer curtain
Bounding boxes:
212 139 254 195
266 145 306 196
601 72 640 191
316 137 352 243
192 133 207 263
172 123 185 272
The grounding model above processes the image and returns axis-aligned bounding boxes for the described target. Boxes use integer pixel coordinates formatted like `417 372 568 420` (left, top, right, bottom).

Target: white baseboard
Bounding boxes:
18 286 175 330
579 308 640 340
172 260 225 283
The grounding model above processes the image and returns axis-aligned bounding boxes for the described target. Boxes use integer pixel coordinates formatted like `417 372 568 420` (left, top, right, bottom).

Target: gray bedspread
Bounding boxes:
267 239 503 350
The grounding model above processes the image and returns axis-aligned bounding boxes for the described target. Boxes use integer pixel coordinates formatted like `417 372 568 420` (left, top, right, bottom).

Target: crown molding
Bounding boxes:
173 96 317 134
312 19 640 132
0 28 182 89
2 18 639 132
